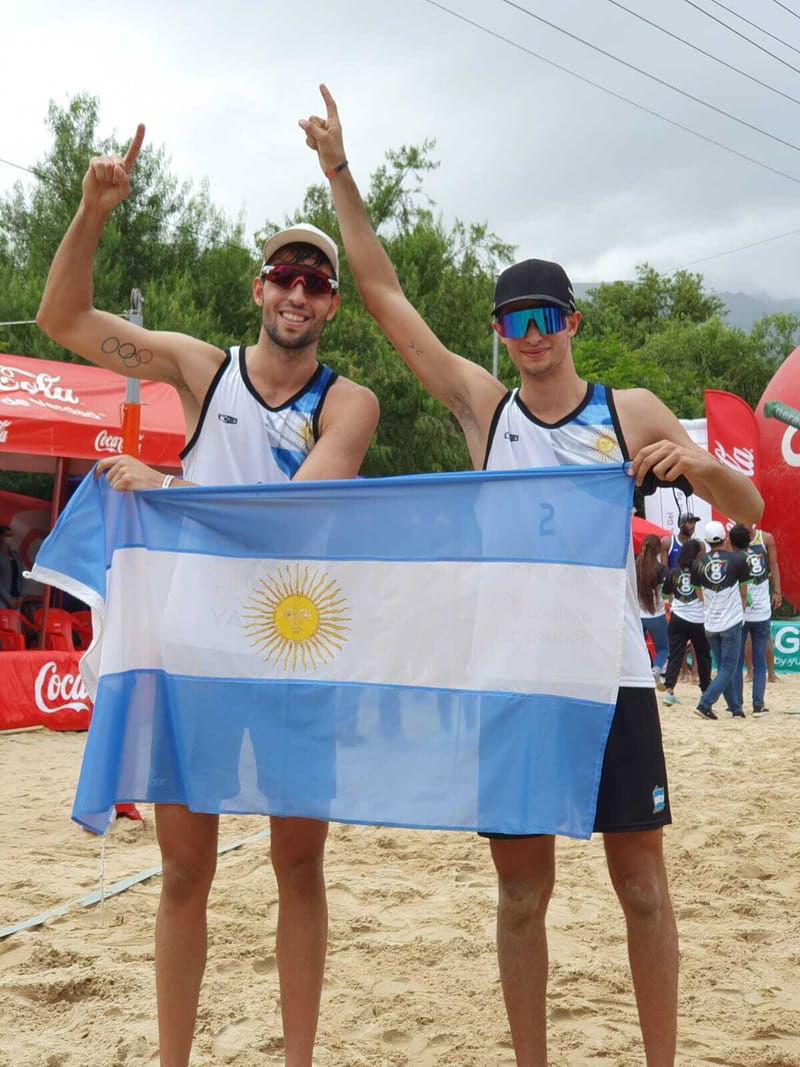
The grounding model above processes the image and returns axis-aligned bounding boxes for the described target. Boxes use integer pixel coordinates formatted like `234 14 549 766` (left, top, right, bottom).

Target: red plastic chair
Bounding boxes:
0 609 34 651
70 611 93 651
33 608 79 652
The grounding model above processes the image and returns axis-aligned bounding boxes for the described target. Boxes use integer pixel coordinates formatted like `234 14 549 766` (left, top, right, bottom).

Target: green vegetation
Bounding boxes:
1 94 798 484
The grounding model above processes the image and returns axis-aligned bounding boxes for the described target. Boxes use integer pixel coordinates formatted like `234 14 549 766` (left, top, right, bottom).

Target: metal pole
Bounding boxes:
121 289 143 456
491 328 499 379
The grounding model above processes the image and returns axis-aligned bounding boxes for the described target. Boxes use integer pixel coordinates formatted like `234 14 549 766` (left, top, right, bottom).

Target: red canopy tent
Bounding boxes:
0 352 184 475
0 353 184 733
632 515 669 554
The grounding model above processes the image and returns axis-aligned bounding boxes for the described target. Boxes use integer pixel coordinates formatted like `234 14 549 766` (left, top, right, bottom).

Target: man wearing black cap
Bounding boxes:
301 85 763 1066
37 124 379 1067
662 512 703 570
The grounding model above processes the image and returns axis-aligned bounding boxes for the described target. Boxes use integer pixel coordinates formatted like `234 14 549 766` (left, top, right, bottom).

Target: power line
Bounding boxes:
678 224 800 268
421 1 800 187
683 0 800 68
495 0 800 153
606 0 800 108
0 157 43 179
769 0 800 20
705 0 800 54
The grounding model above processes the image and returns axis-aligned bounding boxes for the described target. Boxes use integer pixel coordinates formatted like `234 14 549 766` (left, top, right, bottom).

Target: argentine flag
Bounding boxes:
32 465 633 837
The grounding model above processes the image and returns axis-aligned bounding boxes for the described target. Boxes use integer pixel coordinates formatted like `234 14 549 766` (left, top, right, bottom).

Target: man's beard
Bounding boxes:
265 318 323 351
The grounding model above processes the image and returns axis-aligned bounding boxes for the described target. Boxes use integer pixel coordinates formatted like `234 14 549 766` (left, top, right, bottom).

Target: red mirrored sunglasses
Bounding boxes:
260 263 338 295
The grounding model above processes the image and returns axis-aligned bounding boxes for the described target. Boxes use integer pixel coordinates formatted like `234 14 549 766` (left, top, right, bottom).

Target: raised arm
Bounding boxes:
36 125 221 388
619 389 764 525
299 85 504 466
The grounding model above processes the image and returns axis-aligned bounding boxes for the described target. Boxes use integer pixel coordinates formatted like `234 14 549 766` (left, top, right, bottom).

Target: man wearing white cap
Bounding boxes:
692 521 749 720
37 125 379 1067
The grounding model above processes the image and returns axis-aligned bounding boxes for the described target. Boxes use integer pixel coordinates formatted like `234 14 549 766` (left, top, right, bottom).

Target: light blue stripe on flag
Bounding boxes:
32 465 633 837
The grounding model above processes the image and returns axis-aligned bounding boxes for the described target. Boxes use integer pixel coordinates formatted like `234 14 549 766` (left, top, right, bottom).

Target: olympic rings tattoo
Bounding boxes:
101 336 154 368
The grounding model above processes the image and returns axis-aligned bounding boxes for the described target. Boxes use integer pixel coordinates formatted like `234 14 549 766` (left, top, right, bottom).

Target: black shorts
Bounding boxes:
481 686 671 838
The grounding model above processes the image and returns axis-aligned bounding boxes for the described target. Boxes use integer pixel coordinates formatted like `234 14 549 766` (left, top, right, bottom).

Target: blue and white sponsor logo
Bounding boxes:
652 785 666 814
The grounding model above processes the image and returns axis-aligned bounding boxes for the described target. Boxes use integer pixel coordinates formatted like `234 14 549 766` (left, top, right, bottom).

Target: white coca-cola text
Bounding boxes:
34 661 91 714
0 364 79 405
0 418 9 443
713 442 756 478
95 429 123 454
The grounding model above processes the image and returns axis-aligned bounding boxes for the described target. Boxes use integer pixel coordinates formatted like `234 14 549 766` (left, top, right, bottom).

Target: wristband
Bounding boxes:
161 474 175 489
324 159 349 181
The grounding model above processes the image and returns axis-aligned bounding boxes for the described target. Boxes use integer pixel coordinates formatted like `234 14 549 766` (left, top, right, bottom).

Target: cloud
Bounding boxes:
3 0 800 297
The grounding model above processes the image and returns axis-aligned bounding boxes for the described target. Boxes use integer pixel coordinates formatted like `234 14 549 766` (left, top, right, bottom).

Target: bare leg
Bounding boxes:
270 816 329 1067
490 836 556 1067
604 831 678 1067
155 806 219 1067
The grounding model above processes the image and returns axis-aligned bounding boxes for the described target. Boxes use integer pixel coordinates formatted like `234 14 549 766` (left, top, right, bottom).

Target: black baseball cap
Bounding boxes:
678 512 700 524
493 258 576 316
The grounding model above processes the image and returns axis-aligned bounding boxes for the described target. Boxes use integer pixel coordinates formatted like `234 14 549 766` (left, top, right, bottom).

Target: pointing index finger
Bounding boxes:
123 124 146 173
319 84 338 122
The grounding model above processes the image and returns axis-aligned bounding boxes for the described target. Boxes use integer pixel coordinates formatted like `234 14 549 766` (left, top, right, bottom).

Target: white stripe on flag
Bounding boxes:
92 549 625 703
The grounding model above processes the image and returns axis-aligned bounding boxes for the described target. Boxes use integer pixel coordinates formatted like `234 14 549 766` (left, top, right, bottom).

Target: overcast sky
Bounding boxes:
4 0 800 298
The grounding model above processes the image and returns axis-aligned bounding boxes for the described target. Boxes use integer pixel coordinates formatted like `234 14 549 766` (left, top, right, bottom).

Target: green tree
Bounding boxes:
0 94 254 361
577 264 725 349
749 312 800 364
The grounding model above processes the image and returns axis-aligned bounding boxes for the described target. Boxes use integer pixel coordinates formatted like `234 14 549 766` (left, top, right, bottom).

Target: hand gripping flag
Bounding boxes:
32 465 633 836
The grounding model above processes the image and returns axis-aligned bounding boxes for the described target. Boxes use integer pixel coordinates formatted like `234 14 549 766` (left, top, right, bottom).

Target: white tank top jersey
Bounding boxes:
484 382 654 688
181 346 338 485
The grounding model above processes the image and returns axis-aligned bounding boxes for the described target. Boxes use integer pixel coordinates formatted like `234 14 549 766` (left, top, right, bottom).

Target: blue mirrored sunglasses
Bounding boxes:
496 305 568 339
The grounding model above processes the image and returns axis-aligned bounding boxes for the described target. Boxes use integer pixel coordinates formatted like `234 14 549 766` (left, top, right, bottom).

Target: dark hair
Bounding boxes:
636 534 663 614
676 538 703 569
269 242 334 274
729 524 752 550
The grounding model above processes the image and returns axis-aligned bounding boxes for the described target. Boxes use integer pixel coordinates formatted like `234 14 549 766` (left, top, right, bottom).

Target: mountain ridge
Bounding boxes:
573 283 800 333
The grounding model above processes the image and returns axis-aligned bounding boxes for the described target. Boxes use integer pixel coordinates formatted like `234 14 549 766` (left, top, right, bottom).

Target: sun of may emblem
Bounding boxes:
243 564 350 672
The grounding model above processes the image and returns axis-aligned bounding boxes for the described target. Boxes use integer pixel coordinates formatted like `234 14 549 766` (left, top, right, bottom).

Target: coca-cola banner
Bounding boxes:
704 390 760 527
0 651 91 731
0 353 183 468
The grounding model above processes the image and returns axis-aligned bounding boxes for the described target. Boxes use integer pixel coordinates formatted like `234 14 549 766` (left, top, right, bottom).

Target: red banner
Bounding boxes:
0 651 92 731
704 390 760 528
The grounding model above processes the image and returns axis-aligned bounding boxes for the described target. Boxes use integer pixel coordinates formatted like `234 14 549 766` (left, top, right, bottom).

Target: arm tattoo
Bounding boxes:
101 336 154 368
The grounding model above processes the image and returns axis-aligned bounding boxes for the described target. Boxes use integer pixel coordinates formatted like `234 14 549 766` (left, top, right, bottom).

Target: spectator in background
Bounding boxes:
661 510 702 570
730 524 773 716
662 538 711 706
637 534 669 688
0 526 22 610
692 521 748 720
741 525 783 686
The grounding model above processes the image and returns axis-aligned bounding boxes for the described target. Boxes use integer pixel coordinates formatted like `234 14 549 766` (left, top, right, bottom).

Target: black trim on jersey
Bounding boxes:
482 391 513 470
311 370 340 443
513 380 594 429
605 385 631 462
179 349 232 461
239 346 324 411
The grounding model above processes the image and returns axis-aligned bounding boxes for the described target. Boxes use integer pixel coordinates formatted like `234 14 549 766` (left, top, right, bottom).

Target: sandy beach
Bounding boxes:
1 677 799 1067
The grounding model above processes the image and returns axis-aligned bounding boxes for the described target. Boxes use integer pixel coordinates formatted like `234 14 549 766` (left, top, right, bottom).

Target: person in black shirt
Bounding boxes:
662 539 711 705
